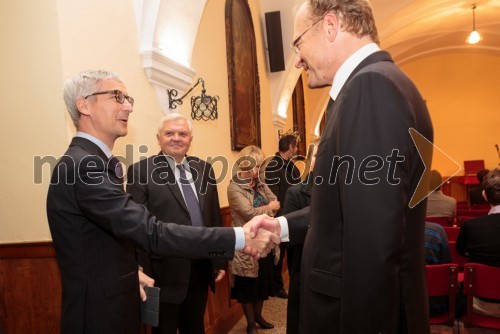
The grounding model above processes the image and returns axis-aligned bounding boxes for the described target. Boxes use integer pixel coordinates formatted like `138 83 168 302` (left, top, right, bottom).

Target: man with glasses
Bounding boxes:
47 70 280 334
251 1 433 333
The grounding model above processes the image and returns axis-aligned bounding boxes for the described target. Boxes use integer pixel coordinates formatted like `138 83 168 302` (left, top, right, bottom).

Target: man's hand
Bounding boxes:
138 270 155 302
245 214 281 238
242 214 281 258
215 270 225 282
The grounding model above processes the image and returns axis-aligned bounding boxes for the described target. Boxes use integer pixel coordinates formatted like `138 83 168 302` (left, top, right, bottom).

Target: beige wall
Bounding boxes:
0 0 67 242
402 53 500 176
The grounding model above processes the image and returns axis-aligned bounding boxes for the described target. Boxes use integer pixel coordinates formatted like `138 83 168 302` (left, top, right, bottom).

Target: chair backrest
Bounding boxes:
463 263 500 329
456 216 475 227
457 209 489 218
425 264 458 325
448 241 468 271
426 216 454 227
443 226 460 242
470 204 491 210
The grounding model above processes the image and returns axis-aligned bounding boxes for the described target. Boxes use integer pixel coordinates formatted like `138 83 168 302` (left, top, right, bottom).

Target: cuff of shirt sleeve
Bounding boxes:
276 216 290 242
234 227 245 251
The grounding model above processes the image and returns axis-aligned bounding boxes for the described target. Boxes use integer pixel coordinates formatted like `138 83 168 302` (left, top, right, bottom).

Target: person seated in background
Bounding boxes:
469 169 490 205
456 168 500 317
424 221 452 316
426 170 457 218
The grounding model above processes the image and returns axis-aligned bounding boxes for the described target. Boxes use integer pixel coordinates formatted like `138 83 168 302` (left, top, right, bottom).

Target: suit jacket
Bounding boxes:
46 137 235 334
285 51 433 333
426 190 456 217
265 153 301 216
126 154 225 303
456 213 500 267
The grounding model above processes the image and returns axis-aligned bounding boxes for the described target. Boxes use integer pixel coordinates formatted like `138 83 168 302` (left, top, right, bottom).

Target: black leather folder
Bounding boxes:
141 286 160 327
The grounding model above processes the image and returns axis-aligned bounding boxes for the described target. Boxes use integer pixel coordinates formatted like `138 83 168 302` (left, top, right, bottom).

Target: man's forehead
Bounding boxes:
162 120 190 131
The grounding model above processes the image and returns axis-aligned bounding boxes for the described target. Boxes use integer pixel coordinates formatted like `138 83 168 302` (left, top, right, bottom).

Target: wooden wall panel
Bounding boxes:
0 207 243 334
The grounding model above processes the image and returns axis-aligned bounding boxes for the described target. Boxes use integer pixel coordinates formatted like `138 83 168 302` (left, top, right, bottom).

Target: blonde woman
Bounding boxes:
228 145 280 334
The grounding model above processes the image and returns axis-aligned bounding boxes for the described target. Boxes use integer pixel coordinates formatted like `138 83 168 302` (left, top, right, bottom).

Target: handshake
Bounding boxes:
241 214 281 259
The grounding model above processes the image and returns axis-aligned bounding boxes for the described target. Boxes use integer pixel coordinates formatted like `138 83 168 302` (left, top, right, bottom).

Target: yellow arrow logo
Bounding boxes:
408 128 461 208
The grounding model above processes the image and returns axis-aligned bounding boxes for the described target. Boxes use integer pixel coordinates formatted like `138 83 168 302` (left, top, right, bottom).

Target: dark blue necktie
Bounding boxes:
177 164 204 227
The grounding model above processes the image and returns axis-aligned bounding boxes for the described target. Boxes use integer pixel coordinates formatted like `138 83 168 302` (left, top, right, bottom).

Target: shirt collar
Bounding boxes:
163 154 188 170
329 43 380 101
489 205 500 215
76 131 113 158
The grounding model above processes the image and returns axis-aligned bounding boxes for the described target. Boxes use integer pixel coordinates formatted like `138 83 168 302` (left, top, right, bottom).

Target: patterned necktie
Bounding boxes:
176 164 204 227
109 156 124 180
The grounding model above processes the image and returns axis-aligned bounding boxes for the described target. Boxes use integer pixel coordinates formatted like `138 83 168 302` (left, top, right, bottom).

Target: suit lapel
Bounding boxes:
152 154 189 212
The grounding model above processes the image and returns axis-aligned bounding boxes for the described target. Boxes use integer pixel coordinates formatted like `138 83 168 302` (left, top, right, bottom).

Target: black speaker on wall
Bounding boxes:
265 11 285 72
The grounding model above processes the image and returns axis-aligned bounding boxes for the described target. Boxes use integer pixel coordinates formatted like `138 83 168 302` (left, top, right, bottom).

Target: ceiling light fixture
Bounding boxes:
466 4 482 45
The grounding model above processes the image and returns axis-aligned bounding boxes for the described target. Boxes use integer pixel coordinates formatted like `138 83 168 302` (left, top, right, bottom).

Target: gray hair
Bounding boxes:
63 70 123 127
157 113 193 134
308 0 379 44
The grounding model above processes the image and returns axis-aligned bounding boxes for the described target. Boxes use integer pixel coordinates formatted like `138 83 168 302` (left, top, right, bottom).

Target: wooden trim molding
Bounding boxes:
0 241 56 259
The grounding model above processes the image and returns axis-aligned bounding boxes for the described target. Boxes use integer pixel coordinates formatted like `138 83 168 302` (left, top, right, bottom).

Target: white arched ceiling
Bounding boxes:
135 0 207 114
264 0 500 134
376 0 500 65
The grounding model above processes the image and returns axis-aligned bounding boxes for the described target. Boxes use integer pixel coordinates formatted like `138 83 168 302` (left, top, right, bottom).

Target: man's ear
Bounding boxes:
323 12 339 42
482 189 489 203
76 98 91 116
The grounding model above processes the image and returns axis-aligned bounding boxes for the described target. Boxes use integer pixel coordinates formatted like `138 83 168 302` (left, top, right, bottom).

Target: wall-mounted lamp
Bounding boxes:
466 4 482 45
167 78 219 121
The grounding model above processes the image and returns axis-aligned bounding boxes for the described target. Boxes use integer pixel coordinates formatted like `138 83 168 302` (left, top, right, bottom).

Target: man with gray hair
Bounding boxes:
127 113 225 334
46 70 279 334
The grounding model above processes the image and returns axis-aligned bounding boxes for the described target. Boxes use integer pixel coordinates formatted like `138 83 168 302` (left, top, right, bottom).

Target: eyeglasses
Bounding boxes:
291 17 324 54
84 90 134 106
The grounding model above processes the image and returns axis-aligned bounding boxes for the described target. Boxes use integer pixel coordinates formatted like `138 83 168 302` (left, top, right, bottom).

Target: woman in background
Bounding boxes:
228 145 280 334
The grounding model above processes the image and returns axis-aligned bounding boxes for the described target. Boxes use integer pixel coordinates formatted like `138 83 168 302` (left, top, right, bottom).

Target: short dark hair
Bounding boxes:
279 135 297 152
482 169 500 206
429 170 442 191
477 169 490 183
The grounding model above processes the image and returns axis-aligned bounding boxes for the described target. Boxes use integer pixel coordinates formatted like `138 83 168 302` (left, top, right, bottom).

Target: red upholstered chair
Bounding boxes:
470 204 491 210
457 209 489 218
456 216 475 227
457 201 469 210
426 216 454 227
426 264 458 325
463 263 500 329
443 226 460 242
448 241 468 274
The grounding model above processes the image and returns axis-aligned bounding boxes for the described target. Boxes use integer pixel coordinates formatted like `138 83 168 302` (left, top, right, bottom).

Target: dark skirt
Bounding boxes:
231 255 276 303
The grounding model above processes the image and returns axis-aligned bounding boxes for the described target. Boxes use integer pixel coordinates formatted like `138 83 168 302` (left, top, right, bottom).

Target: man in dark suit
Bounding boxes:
265 134 301 298
127 114 225 334
46 70 279 334
456 168 500 316
457 168 500 267
252 1 433 332
282 140 318 334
